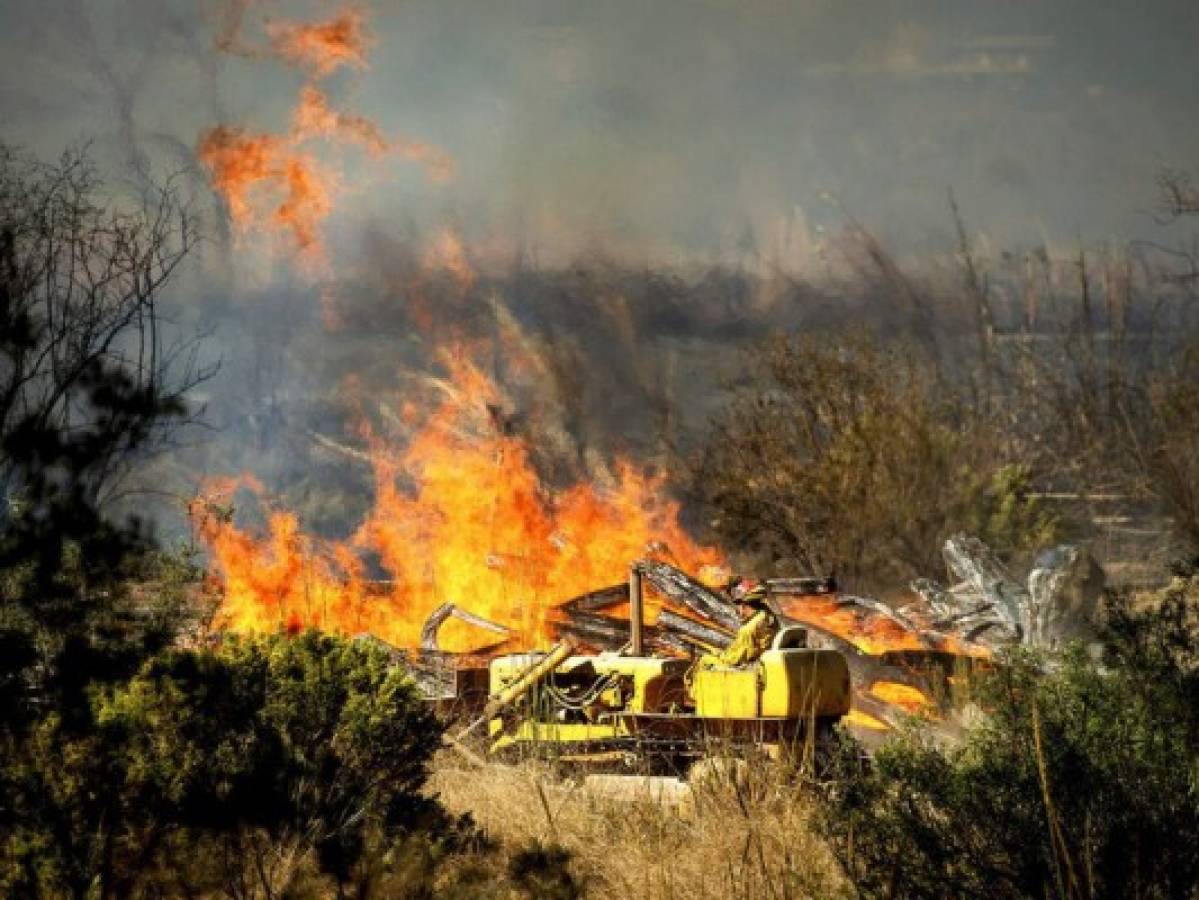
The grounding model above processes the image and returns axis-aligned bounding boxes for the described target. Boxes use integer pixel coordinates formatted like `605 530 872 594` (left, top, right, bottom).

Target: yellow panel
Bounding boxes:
490 720 625 753
692 665 760 719
759 649 851 718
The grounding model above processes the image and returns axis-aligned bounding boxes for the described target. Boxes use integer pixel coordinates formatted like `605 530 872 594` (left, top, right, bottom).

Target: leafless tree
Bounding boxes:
1158 168 1199 219
0 143 215 514
1152 168 1199 292
694 335 1059 588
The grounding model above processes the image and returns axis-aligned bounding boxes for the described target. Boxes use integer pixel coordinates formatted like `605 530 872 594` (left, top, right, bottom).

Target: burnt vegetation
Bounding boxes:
199 167 1199 594
2 138 1199 898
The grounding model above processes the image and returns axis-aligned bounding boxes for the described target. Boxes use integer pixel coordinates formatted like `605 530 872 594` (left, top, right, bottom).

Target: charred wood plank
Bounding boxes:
837 594 925 635
558 611 631 643
553 613 698 657
557 583 628 614
421 602 513 652
554 621 626 652
766 576 837 595
634 560 740 630
656 609 733 650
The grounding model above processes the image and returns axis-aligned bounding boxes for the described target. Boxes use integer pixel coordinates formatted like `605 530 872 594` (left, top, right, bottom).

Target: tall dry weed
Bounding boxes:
428 755 850 899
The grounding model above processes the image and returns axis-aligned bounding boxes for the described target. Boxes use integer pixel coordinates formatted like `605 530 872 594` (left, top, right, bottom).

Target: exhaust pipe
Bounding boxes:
629 563 644 656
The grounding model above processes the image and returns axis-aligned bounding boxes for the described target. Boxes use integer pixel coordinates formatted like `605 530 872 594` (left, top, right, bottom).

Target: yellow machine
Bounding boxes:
480 620 851 771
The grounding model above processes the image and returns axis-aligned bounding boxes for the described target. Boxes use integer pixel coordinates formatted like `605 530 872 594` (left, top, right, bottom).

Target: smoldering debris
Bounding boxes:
421 602 513 653
911 534 1104 650
397 537 1105 748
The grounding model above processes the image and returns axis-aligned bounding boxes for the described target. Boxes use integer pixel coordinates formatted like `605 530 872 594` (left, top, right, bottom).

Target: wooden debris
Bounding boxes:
634 559 740 630
655 609 732 651
421 602 513 652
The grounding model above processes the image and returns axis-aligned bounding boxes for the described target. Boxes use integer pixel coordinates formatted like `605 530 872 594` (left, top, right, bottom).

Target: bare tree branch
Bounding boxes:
0 142 215 514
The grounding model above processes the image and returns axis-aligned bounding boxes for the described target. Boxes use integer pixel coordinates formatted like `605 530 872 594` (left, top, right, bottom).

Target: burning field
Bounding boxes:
189 339 1045 745
190 348 725 653
179 3 1123 753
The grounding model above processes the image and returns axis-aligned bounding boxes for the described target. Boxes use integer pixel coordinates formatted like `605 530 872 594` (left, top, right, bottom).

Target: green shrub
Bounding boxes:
820 583 1199 900
0 631 450 897
963 463 1061 561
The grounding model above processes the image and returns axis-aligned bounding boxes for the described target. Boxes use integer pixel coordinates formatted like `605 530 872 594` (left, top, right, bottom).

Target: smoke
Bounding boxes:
3 0 1197 548
6 0 1198 261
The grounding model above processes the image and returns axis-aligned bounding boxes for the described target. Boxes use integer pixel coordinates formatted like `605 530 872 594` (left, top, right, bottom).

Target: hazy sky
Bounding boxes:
2 0 1197 263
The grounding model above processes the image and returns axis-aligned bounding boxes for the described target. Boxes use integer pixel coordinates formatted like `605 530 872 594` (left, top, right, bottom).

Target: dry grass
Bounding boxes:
427 754 851 899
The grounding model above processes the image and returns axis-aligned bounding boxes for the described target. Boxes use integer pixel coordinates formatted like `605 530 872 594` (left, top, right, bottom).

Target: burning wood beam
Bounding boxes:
634 559 740 630
766 576 837 595
420 602 513 652
655 609 732 651
556 611 632 646
832 594 925 636
557 583 628 614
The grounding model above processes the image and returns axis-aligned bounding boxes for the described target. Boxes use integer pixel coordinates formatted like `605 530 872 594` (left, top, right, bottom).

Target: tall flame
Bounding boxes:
198 4 451 266
422 228 476 292
197 127 334 255
194 351 724 652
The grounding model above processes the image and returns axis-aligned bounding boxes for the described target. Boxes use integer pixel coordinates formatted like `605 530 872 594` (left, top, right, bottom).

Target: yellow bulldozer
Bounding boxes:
457 565 852 774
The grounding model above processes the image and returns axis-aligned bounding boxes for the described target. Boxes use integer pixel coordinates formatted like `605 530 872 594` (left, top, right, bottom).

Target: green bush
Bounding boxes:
820 581 1199 900
0 631 451 897
962 463 1061 561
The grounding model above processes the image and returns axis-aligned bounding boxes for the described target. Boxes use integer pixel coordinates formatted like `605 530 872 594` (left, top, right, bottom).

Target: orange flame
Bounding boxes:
292 85 454 181
194 351 724 652
293 85 386 156
266 8 371 77
199 5 451 265
422 228 476 292
843 709 890 732
198 127 334 258
773 595 991 658
868 680 932 714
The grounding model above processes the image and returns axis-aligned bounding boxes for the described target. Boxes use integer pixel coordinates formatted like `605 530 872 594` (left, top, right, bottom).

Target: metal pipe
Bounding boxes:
629 564 645 656
455 638 577 741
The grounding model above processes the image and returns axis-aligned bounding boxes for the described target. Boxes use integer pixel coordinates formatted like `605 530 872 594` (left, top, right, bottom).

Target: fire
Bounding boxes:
194 351 724 652
773 595 986 657
868 680 932 714
293 85 388 156
266 8 371 77
291 85 454 181
422 228 475 292
843 709 890 732
198 127 334 257
198 4 451 264
775 596 931 655
196 127 286 230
